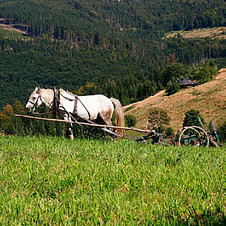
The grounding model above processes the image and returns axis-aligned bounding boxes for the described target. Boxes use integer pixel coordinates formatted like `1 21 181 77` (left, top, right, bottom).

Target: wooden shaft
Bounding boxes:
15 114 151 133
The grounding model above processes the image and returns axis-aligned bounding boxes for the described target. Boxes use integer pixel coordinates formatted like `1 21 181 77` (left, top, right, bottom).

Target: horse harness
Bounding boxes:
28 99 39 107
29 88 121 138
28 90 41 107
53 89 91 120
53 88 60 118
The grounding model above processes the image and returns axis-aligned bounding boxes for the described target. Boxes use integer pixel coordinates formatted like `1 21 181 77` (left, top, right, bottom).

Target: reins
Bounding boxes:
32 88 120 138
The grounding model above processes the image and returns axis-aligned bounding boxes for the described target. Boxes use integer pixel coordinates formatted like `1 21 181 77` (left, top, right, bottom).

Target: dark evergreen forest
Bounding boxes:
0 0 225 109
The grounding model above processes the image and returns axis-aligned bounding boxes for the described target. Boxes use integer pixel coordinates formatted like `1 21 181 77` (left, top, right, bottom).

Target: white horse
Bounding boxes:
26 87 124 139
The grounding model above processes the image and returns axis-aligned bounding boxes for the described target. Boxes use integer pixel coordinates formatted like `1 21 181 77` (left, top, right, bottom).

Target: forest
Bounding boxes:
0 0 225 109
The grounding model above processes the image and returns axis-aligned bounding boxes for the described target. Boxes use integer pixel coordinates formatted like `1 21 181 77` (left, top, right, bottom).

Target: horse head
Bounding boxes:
26 87 43 112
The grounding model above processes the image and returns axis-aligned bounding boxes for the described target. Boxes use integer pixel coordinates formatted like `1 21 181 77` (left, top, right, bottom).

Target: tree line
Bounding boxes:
0 0 224 42
0 35 224 109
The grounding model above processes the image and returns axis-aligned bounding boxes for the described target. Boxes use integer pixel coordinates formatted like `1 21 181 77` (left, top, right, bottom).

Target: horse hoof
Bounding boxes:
69 135 74 140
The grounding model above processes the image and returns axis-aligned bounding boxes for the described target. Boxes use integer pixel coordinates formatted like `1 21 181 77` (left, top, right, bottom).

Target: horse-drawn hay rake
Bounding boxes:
135 125 211 147
15 114 220 147
16 87 220 147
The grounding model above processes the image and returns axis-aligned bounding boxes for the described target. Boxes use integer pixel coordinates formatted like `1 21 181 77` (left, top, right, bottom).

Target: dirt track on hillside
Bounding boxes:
0 24 27 35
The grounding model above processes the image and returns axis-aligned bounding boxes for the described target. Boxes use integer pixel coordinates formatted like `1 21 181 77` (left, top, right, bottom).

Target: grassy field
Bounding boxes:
164 27 226 40
0 136 225 224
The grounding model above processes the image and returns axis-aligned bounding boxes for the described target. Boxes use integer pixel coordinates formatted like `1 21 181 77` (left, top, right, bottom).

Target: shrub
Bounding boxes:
162 63 187 87
217 122 226 142
166 80 180 95
183 109 205 127
164 127 173 136
158 126 173 136
147 108 170 130
0 104 15 134
191 60 218 83
125 114 137 127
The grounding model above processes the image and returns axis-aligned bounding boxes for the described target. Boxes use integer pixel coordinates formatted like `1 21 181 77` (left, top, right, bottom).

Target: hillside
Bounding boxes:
0 0 224 39
0 0 225 110
124 69 226 131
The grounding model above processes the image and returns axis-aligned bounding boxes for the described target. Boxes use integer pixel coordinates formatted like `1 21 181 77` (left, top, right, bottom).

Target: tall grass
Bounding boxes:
0 136 224 224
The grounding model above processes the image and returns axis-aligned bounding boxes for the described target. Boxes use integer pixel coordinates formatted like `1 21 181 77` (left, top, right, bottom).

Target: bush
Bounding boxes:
166 80 180 95
217 122 226 142
194 68 211 83
0 101 67 137
147 108 170 130
125 114 137 127
165 127 173 136
0 104 15 134
183 109 205 127
191 60 218 83
158 126 173 136
162 63 187 87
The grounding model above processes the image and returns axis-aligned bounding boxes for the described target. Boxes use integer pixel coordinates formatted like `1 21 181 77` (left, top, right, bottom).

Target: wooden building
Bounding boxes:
177 78 194 88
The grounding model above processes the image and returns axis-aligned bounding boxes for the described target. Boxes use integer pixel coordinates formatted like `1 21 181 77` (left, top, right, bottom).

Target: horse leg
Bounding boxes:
64 114 74 140
100 108 113 124
104 119 113 127
100 109 114 134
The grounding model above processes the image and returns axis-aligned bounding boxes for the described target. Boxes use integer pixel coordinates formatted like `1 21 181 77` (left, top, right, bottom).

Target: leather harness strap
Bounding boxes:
75 96 91 120
59 91 91 120
59 92 78 115
53 89 91 120
53 88 60 118
73 96 78 115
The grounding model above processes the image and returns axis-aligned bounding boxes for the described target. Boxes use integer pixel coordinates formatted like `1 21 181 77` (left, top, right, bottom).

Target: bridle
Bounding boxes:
28 99 39 107
28 92 42 114
29 88 91 119
28 95 41 108
28 88 58 116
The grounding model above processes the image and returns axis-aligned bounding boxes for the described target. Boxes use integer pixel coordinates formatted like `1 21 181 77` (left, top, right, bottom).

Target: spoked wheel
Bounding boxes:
173 127 184 145
179 126 209 147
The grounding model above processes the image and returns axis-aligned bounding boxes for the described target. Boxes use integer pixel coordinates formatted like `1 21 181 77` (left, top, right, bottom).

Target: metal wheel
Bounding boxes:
179 126 209 147
173 127 184 145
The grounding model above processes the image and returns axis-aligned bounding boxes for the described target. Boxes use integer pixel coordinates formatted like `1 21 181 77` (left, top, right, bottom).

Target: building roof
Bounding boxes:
178 77 194 86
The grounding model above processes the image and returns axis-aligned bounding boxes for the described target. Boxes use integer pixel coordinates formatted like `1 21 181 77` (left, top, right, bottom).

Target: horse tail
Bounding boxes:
110 98 124 136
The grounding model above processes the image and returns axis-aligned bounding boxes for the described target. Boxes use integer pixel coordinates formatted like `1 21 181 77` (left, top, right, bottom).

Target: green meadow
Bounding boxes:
0 136 224 225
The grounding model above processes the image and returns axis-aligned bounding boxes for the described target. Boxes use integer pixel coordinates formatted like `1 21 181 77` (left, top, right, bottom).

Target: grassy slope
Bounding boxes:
124 69 226 131
164 27 226 40
0 25 29 39
0 136 224 224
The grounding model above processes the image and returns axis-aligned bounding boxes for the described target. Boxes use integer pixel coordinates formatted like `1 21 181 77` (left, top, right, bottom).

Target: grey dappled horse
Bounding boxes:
26 87 124 139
